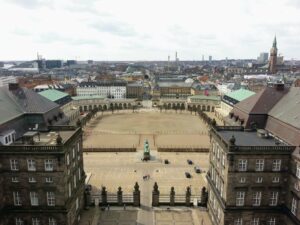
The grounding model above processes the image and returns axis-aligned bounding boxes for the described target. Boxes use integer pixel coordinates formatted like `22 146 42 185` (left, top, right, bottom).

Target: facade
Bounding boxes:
0 76 17 87
0 127 85 225
187 95 221 112
156 81 193 98
257 52 269 64
76 81 127 99
126 83 143 99
269 37 278 74
208 126 295 225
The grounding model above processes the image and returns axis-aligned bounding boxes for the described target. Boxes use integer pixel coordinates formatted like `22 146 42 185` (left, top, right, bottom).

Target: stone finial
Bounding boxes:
76 119 82 127
134 182 139 191
56 134 63 145
118 186 122 192
153 182 158 191
170 187 175 194
186 186 191 195
229 135 236 145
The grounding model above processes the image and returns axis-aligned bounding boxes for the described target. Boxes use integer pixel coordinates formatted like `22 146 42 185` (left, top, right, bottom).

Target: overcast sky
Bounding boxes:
0 0 299 61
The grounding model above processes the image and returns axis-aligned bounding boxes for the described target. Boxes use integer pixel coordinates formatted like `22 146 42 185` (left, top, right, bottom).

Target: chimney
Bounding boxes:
8 83 19 91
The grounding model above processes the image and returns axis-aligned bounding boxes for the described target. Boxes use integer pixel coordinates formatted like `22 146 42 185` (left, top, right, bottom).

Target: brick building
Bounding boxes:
0 127 85 225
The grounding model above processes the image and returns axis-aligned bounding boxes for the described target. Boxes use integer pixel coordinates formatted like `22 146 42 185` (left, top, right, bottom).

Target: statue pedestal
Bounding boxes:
143 152 150 161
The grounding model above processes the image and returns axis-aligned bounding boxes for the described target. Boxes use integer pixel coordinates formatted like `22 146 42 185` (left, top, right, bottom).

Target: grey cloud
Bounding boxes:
37 32 101 46
91 21 136 37
9 0 53 9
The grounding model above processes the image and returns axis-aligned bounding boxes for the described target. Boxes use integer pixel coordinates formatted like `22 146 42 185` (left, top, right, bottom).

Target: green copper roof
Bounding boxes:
225 88 255 102
39 89 69 102
189 95 220 101
72 95 106 101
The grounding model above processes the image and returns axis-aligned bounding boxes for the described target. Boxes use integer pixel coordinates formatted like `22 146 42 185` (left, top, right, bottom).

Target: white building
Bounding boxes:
0 76 17 87
76 81 127 99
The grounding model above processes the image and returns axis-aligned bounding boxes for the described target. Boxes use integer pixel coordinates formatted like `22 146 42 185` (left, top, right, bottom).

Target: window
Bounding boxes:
255 177 263 183
12 177 19 183
269 192 278 206
15 218 24 225
10 159 19 171
72 147 75 159
252 192 262 206
272 177 280 183
47 192 55 206
13 192 21 206
236 192 245 206
297 163 300 179
29 177 36 183
69 183 72 197
238 159 247 171
45 177 53 183
48 218 57 225
268 218 276 225
255 159 264 171
78 168 81 181
295 182 300 191
66 154 70 165
272 159 281 171
76 197 79 210
27 159 36 171
30 192 39 206
292 197 297 215
234 218 243 225
239 177 246 183
250 218 259 225
32 218 40 225
221 153 225 167
45 159 53 171
74 174 77 188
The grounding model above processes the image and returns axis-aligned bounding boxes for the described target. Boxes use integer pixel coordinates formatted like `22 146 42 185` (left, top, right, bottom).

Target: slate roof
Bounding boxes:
268 87 300 129
39 89 69 102
0 86 59 124
234 86 289 114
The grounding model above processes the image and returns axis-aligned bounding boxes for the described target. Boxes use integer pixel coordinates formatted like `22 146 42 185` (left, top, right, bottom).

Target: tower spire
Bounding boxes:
273 35 277 48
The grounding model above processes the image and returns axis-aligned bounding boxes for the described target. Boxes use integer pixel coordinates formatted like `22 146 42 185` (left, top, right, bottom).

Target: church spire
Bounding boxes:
272 35 277 48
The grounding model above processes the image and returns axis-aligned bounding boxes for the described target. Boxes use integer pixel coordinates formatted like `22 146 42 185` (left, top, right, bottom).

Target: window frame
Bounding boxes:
238 159 247 172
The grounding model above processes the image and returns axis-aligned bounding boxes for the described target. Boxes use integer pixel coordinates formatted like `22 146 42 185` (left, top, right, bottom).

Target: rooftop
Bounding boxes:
225 88 255 102
39 89 69 102
72 95 106 101
189 95 220 101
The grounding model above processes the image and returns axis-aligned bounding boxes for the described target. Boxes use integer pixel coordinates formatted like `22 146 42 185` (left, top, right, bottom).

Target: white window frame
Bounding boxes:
32 218 40 225
13 192 22 206
30 192 39 206
236 192 245 206
234 218 243 225
27 159 36 171
15 218 24 225
238 159 247 172
255 159 264 171
45 159 54 171
252 191 262 206
292 197 297 215
78 168 81 181
272 159 281 172
28 177 36 183
76 197 79 210
239 177 246 183
296 163 300 179
10 159 19 171
72 147 75 159
69 183 72 197
45 177 53 183
47 192 55 206
255 177 263 183
48 218 57 225
74 174 77 188
11 177 19 183
250 218 259 225
269 191 278 206
268 217 276 225
66 154 70 166
272 177 280 183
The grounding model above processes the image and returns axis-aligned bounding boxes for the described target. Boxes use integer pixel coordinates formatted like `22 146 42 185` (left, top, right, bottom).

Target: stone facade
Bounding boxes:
0 127 85 225
207 126 297 225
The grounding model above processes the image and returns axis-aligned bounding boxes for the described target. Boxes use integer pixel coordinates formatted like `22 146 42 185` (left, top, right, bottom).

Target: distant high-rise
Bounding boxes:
209 55 212 62
269 36 278 74
257 52 269 64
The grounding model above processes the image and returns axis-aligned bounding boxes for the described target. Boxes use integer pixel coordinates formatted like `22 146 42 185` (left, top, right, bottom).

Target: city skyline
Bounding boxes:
0 0 300 61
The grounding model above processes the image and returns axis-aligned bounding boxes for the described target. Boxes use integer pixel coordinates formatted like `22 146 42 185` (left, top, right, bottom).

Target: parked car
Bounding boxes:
187 159 193 165
185 172 192 178
194 166 201 173
164 159 169 164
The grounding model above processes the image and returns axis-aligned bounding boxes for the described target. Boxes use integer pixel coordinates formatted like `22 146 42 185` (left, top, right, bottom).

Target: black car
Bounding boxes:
185 172 192 178
187 159 193 165
164 159 169 164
